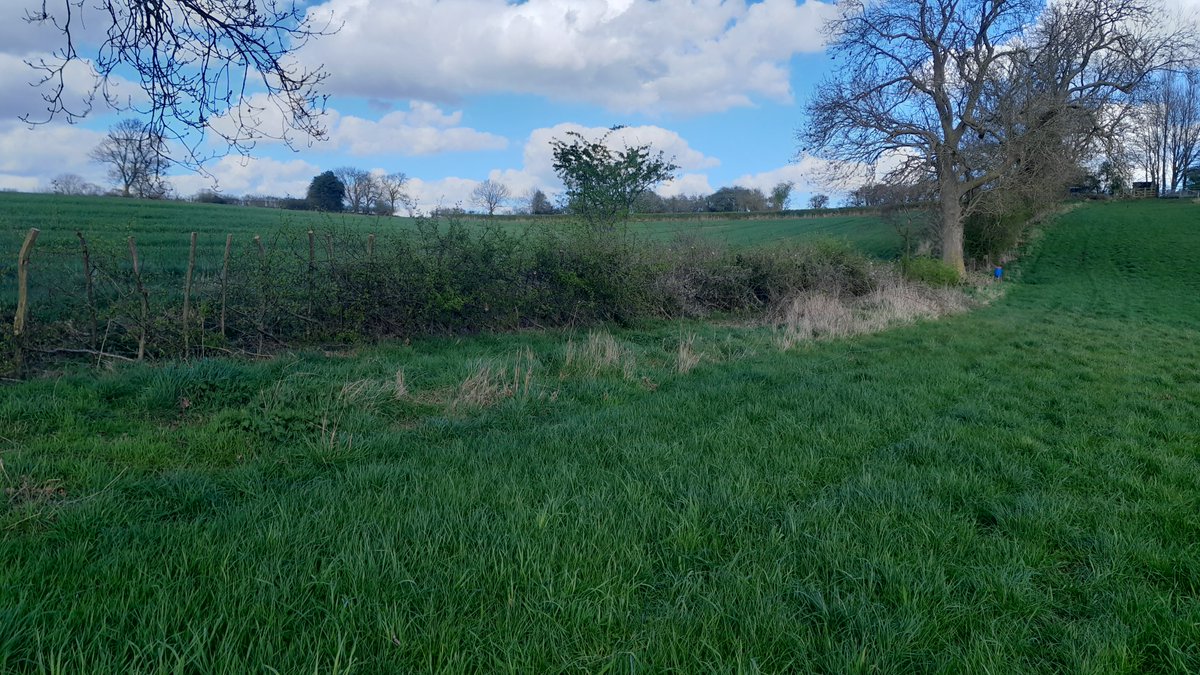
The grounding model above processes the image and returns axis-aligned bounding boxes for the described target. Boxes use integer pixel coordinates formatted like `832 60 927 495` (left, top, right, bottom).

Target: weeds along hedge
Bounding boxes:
1 217 878 372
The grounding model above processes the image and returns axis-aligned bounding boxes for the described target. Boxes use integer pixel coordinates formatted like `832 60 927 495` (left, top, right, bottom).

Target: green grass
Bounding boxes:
0 191 900 272
625 213 901 256
2 199 1199 671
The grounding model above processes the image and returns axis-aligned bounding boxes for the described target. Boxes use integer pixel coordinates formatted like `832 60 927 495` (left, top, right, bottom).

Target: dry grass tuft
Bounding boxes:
337 378 396 411
676 333 702 374
449 349 539 412
562 331 637 380
394 368 408 399
774 275 974 350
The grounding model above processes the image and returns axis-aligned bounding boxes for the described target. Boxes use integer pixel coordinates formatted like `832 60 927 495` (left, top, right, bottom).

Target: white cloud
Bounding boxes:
0 53 103 121
406 176 480 212
0 3 114 58
659 173 714 197
332 103 508 156
733 154 870 194
208 97 507 157
733 163 813 193
0 120 106 190
0 115 318 199
301 0 836 114
169 156 321 198
0 174 42 192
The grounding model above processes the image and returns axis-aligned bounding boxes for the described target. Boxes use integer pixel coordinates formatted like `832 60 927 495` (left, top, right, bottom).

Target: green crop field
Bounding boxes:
2 199 1198 671
0 191 901 274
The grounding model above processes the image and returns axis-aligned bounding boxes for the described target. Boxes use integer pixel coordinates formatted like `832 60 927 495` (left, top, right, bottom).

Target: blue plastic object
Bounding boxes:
994 266 1004 280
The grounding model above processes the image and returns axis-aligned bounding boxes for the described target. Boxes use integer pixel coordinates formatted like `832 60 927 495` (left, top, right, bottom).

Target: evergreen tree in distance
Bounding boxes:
306 171 346 212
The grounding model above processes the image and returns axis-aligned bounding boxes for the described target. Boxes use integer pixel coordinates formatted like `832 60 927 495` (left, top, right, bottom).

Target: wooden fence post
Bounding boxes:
182 232 197 357
13 228 39 337
12 228 40 374
128 237 149 361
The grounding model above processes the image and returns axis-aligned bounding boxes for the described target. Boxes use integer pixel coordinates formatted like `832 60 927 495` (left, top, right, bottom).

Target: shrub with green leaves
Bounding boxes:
902 256 961 286
965 207 1032 261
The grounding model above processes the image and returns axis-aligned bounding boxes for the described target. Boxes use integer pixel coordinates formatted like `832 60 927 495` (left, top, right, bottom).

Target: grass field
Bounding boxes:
0 191 902 275
2 200 1199 671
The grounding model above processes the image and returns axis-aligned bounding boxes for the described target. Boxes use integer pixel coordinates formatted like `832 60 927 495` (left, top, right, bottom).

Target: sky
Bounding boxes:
1 0 1196 211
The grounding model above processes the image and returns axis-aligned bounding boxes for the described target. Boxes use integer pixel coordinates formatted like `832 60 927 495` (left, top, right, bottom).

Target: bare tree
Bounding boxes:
334 167 377 214
802 0 1193 274
22 0 337 164
808 193 829 210
90 118 169 198
375 172 411 216
471 179 511 216
48 173 97 195
1134 70 1200 193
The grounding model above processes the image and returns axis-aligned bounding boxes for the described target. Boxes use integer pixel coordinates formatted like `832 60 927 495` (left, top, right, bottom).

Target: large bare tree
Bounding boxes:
22 0 336 164
376 172 411 216
90 118 169 198
333 167 377 215
801 0 1193 274
1133 69 1200 193
471 179 511 216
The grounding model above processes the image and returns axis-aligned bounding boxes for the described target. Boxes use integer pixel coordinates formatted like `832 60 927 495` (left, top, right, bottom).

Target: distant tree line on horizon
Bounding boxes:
42 165 832 217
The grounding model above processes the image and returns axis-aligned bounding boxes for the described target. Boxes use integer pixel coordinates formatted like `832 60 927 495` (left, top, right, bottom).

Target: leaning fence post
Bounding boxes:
220 233 232 338
128 236 149 361
182 232 197 358
12 228 40 374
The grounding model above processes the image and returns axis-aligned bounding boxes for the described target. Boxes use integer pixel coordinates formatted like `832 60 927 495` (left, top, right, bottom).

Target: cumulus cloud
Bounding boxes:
659 173 714 197
0 53 102 121
208 97 508 157
734 154 871 194
301 0 836 113
0 115 321 198
0 121 106 191
333 102 509 156
169 156 321 199
405 176 481 212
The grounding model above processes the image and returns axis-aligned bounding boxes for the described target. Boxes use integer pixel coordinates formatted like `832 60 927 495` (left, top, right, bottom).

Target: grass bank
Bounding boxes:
1 200 1198 671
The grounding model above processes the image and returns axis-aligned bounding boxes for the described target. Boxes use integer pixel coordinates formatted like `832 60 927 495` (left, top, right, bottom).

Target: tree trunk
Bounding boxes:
939 183 966 277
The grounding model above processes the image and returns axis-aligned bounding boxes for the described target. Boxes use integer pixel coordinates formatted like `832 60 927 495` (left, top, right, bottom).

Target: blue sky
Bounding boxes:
0 0 849 209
